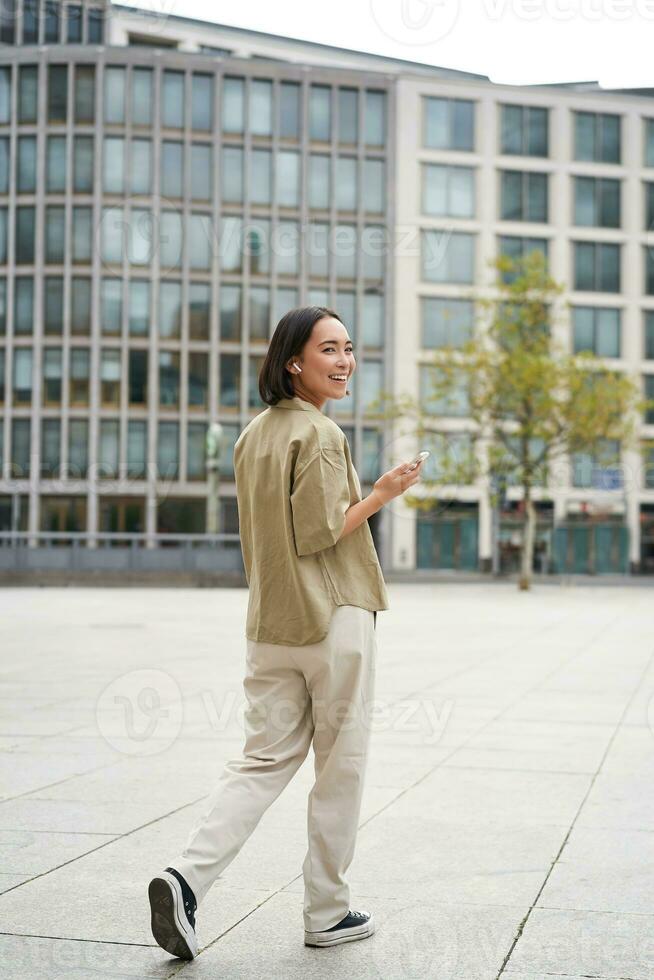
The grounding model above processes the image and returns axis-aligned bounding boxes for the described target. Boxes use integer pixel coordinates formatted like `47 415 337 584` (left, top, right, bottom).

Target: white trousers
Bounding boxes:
169 604 377 933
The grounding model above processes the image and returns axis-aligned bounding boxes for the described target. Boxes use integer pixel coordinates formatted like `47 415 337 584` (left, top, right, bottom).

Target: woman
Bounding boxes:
148 306 424 958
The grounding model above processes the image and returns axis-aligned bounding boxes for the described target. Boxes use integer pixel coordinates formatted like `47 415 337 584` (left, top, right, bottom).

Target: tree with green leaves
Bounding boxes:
367 250 653 590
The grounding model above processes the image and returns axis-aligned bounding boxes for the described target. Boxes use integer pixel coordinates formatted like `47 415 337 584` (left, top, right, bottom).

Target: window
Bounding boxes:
500 104 548 157
249 79 272 136
309 85 331 141
127 420 147 477
157 421 179 479
69 348 90 405
41 420 61 478
500 170 548 222
574 177 620 228
48 65 67 123
132 68 153 126
424 97 474 151
645 311 654 360
16 207 35 264
43 348 63 405
71 277 91 335
220 216 242 273
221 146 243 203
22 0 39 42
98 420 119 478
249 149 271 205
103 137 125 194
191 144 212 202
572 307 621 358
220 285 241 340
128 350 147 405
249 285 270 340
420 364 470 416
159 281 182 339
104 67 125 124
0 68 11 123
572 437 620 488
87 6 103 42
17 137 37 194
129 280 150 336
13 348 33 406
11 420 31 479
44 277 64 335
159 211 183 270
277 151 300 207
498 236 548 283
73 135 93 192
222 77 244 133
72 207 92 263
220 353 240 408
187 423 207 481
574 111 621 163
162 71 184 128
279 82 300 138
645 374 654 424
362 291 384 348
100 349 121 406
422 230 475 284
191 74 213 131
574 241 620 293
68 419 88 479
423 164 474 218
18 65 38 124
162 141 183 198
14 278 34 335
336 157 357 212
338 88 358 144
309 155 330 209
74 65 95 123
101 278 122 336
130 139 152 195
247 218 271 275
188 353 208 409
645 181 654 231
422 297 473 348
46 135 66 193
274 286 298 327
365 90 386 146
189 283 210 340
189 214 211 270
159 351 180 407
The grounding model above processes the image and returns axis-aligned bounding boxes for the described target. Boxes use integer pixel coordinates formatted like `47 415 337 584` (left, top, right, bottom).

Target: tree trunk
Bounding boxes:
519 491 535 591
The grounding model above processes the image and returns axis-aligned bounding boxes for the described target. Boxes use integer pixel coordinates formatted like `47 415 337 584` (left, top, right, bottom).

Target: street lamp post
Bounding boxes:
205 422 224 537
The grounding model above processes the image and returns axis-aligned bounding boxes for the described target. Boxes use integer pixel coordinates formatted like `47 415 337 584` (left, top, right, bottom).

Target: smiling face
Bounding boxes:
286 315 356 411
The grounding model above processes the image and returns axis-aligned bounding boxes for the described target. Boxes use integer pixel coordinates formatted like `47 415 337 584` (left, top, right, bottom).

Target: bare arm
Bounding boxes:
336 459 425 543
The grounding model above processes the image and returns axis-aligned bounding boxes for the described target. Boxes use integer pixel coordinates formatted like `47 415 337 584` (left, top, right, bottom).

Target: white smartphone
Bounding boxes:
406 450 430 471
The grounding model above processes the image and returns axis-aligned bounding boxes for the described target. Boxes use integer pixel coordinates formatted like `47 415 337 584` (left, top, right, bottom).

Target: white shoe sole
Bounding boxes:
148 871 198 960
304 913 375 947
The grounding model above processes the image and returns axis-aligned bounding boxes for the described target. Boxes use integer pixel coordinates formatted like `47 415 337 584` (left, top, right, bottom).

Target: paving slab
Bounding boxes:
1 583 652 979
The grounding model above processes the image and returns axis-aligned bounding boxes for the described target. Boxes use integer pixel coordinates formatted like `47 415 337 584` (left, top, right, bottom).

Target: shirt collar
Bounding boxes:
271 396 324 416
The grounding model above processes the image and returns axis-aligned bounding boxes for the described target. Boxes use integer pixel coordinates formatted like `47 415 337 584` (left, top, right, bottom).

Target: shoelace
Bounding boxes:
348 910 367 920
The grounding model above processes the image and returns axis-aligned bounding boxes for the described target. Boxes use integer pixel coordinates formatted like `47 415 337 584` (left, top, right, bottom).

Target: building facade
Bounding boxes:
1 1 653 573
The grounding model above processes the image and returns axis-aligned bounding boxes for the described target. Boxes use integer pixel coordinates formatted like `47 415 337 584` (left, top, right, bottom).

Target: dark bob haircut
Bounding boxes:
258 306 343 406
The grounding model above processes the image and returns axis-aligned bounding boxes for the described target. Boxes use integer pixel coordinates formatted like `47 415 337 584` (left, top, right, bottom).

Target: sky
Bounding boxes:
123 0 654 89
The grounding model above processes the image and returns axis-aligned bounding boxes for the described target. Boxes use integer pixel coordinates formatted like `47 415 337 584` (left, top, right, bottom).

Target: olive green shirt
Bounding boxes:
233 395 390 646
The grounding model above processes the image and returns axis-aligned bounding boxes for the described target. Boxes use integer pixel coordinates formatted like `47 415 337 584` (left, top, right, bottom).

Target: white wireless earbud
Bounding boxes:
293 362 302 373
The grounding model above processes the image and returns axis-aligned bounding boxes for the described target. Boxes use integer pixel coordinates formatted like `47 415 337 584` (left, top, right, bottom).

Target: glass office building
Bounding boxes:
2 1 654 575
0 0 392 560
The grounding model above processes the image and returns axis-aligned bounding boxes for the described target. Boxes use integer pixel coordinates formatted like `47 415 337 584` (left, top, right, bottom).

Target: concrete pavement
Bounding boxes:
1 583 653 979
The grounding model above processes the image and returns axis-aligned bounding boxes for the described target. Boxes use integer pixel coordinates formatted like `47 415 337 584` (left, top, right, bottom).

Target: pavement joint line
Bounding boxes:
494 643 654 979
0 795 209 899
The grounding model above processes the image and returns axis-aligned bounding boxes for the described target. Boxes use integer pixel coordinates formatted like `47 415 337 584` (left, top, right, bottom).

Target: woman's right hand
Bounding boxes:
372 458 424 507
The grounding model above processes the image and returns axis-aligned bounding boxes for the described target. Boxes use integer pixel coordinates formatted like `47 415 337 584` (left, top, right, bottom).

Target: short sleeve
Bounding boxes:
290 447 351 557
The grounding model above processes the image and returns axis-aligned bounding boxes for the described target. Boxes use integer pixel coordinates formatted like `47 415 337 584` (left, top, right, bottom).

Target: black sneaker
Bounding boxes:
304 909 375 947
148 866 198 960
